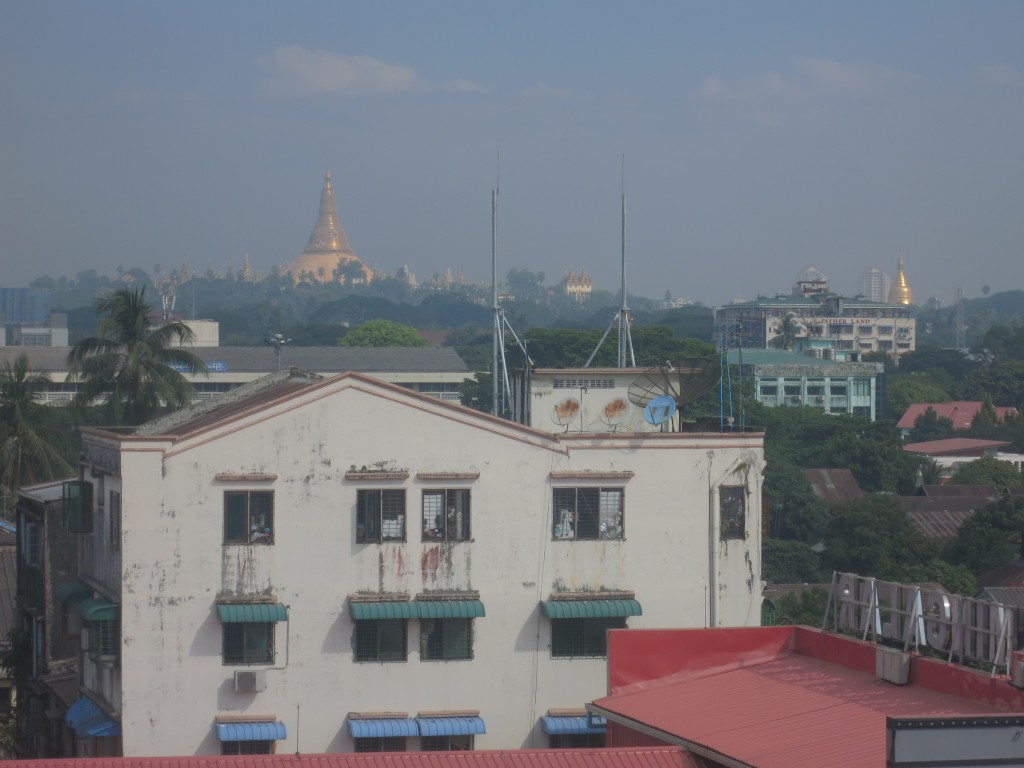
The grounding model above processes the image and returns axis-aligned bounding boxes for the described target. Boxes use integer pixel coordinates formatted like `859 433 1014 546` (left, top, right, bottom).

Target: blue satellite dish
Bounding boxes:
643 395 677 426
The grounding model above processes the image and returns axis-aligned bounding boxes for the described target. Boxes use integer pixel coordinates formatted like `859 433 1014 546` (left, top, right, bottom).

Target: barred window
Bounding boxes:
719 486 746 540
88 619 120 664
420 618 472 661
552 488 624 540
354 619 407 662
109 491 121 551
222 741 273 755
223 623 275 665
224 491 274 545
421 735 474 751
550 617 625 658
422 490 470 542
355 737 406 752
357 490 406 543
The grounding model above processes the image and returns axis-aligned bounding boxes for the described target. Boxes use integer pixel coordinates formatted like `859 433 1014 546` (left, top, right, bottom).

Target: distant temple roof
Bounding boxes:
287 171 371 284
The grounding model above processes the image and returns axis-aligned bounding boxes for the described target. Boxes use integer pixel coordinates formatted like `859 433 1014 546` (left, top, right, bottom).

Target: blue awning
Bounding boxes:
347 717 419 738
541 715 607 735
65 697 121 739
216 721 287 742
415 716 486 737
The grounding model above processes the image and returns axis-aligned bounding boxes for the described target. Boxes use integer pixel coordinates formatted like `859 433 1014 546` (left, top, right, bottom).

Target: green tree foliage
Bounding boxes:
762 540 823 584
949 456 1022 491
922 558 977 596
505 269 546 302
980 324 1024 360
774 588 830 627
953 360 1024 409
763 460 827 543
944 497 1024 576
338 319 428 348
909 407 956 443
886 376 951 419
821 496 935 581
768 314 800 350
0 354 73 499
67 287 207 426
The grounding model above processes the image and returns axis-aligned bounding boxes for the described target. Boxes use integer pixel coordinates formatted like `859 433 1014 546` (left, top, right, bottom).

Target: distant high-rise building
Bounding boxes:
287 171 372 285
887 255 914 305
859 266 891 302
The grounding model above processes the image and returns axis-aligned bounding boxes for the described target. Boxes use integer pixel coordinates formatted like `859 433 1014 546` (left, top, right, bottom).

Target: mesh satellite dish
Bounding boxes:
599 397 632 429
627 357 722 430
550 397 581 429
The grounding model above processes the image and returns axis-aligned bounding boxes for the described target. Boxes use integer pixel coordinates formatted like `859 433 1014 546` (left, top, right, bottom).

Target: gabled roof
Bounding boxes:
920 484 1001 497
900 499 981 539
0 748 696 768
897 402 1020 430
803 468 863 503
902 438 1011 456
590 626 1024 768
978 559 1024 589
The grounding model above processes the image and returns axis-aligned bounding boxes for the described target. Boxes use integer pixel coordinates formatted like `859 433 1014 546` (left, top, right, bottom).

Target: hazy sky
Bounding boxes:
3 2 1024 307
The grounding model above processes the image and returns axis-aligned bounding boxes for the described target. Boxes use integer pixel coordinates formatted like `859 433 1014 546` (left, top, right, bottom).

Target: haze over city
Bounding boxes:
3 1 1024 307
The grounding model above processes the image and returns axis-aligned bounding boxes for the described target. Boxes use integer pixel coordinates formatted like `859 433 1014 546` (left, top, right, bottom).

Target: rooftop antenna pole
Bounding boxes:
585 156 635 368
491 155 501 417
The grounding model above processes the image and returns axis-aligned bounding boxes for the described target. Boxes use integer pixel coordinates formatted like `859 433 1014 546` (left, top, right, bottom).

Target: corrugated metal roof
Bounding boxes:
979 587 1024 607
593 650 1006 768
897 402 1020 430
0 747 694 768
803 468 864 504
902 505 978 539
920 484 1001 497
902 437 1012 456
978 560 1024 589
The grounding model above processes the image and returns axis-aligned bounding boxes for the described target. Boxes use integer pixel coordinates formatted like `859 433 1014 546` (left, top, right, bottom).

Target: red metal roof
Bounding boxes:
0 749 695 768
803 468 863 503
592 627 1024 768
902 437 1011 456
897 402 1020 430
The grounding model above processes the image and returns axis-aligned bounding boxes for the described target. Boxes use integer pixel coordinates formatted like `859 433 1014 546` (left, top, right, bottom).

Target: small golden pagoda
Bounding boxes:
287 171 372 284
887 255 914 305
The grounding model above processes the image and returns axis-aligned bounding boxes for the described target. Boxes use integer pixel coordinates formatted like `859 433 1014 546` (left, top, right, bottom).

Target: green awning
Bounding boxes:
349 600 485 620
541 599 642 619
54 580 92 605
217 603 288 623
77 598 119 622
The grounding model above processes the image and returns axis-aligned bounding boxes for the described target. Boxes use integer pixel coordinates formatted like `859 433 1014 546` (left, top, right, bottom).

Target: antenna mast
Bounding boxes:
586 158 636 368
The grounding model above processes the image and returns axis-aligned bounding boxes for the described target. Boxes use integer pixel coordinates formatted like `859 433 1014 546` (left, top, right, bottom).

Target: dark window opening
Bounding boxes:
719 486 746 540
222 741 273 755
421 735 473 751
420 618 472 661
552 488 623 540
550 617 625 658
354 737 406 752
357 489 406 543
222 623 275 665
224 491 274 545
422 489 470 541
354 619 407 662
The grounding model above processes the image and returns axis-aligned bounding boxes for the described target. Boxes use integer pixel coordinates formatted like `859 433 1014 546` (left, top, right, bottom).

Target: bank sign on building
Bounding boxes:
54 370 765 757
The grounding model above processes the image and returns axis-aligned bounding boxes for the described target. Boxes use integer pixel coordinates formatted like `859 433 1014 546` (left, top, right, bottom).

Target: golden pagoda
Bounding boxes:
887 255 913 305
287 171 372 284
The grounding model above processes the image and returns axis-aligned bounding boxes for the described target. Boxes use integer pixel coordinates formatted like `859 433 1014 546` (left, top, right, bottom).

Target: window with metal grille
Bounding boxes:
420 618 472 661
354 737 406 752
222 623 275 665
421 735 473 751
550 617 625 658
354 619 407 662
224 491 274 545
221 741 273 755
552 488 624 540
63 480 94 533
550 733 605 749
719 486 746 540
422 489 470 542
357 490 406 543
88 619 119 664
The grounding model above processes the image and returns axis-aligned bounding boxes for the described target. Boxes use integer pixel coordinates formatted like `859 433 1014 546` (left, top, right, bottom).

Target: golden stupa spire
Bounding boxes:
887 254 914 305
286 170 371 283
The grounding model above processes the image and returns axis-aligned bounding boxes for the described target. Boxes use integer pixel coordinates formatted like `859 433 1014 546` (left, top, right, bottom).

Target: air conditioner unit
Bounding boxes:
234 669 267 693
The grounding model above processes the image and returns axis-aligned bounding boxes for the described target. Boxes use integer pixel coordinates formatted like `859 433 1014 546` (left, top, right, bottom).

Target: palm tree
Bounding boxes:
67 287 208 426
0 354 73 503
770 314 800 351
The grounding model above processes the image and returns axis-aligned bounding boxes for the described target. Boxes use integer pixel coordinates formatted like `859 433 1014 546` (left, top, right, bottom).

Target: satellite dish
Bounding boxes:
627 357 721 430
551 397 581 427
644 395 676 426
599 397 632 428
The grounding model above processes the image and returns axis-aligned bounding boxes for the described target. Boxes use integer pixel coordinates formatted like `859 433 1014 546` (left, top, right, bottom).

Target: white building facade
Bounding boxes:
65 371 765 757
